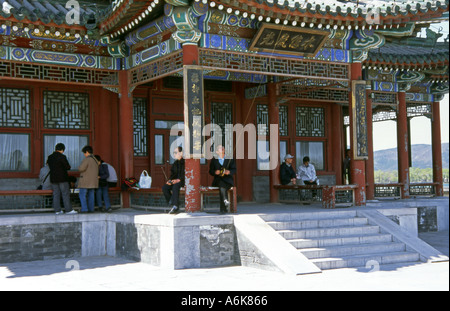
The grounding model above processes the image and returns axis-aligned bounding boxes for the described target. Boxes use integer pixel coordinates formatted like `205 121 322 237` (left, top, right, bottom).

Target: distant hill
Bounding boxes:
374 142 449 171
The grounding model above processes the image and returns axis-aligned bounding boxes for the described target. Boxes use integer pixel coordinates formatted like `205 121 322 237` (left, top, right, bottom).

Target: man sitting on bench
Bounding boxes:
297 156 319 200
280 154 297 185
209 145 236 214
163 146 185 214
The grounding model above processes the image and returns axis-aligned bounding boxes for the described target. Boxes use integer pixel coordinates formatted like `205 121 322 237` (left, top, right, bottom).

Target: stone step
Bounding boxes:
262 212 425 271
311 251 420 270
278 225 381 239
289 233 393 249
267 217 368 230
301 242 407 259
260 210 358 222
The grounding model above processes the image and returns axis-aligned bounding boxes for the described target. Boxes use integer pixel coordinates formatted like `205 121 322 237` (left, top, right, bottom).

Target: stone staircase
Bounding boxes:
262 210 421 270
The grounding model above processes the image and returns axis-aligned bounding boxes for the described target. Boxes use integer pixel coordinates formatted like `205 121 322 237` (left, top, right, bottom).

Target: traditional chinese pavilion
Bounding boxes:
0 0 448 211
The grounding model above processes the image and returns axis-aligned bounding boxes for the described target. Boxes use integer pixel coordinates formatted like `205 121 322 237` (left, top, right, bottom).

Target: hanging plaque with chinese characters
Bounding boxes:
184 65 205 158
249 24 329 56
352 80 369 160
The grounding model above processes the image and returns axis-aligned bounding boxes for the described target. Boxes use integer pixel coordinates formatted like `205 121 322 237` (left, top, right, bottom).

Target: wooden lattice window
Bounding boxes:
0 88 31 128
256 104 288 136
256 104 269 136
211 102 233 151
133 97 148 157
43 91 90 129
279 105 288 136
296 106 325 137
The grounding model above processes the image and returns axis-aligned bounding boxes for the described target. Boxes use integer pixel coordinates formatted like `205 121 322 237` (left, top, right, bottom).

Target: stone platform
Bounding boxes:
0 197 448 274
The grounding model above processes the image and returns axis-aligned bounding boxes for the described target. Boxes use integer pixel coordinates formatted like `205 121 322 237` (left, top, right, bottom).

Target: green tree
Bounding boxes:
373 168 450 183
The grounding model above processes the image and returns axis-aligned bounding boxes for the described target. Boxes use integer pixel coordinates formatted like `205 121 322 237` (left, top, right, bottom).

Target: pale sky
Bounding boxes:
373 94 449 151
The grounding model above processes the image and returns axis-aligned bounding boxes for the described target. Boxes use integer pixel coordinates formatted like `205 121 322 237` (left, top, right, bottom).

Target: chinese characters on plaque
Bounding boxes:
250 24 329 56
184 65 204 158
352 81 369 160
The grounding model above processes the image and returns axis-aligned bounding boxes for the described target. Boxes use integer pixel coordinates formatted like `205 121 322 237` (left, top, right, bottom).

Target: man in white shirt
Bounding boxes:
297 156 319 199
297 156 318 184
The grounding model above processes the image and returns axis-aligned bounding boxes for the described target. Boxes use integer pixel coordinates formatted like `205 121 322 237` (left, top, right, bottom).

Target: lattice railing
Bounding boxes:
410 183 437 196
278 188 323 202
371 92 397 106
0 190 121 212
278 78 349 103
335 189 354 204
199 48 350 81
374 183 402 198
407 103 432 118
374 183 438 198
129 188 235 212
370 102 432 123
128 48 350 87
283 87 349 103
0 60 119 87
372 109 397 122
129 50 184 88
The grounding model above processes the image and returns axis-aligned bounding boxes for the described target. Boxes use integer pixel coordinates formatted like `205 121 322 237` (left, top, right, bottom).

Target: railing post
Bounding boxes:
432 101 444 197
397 92 410 199
322 186 335 209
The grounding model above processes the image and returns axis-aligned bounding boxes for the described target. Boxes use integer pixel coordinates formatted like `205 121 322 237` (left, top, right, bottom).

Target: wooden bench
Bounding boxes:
274 184 323 204
0 188 122 213
128 186 238 213
274 184 357 208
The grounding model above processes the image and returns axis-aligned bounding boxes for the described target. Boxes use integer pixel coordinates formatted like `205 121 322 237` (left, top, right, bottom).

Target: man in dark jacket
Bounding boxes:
209 145 236 214
280 154 297 185
163 146 185 214
47 143 77 215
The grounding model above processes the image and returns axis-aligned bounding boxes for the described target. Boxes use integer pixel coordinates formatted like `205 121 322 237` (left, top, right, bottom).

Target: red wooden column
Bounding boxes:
365 90 375 200
119 70 134 208
349 62 366 206
331 103 343 185
432 101 444 196
397 91 410 199
267 82 280 203
183 44 202 213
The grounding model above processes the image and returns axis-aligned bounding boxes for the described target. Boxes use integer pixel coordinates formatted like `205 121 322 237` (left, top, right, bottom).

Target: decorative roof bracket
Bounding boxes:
350 29 385 62
165 0 208 45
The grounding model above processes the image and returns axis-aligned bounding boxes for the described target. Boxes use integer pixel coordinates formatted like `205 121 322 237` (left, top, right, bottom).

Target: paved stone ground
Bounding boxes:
0 230 447 292
419 230 449 256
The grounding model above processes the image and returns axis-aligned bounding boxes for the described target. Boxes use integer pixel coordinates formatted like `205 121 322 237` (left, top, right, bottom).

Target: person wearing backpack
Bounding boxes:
95 155 112 213
38 162 52 190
